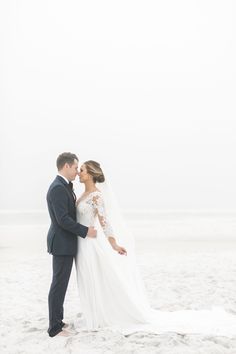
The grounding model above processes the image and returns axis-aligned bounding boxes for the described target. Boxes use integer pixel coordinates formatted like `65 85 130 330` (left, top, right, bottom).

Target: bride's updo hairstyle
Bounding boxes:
84 160 105 183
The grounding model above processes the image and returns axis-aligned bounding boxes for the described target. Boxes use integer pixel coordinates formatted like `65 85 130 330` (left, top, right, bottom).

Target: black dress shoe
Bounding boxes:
48 326 63 337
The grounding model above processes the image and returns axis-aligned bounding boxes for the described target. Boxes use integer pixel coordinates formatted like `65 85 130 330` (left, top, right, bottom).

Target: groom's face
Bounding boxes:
66 159 79 181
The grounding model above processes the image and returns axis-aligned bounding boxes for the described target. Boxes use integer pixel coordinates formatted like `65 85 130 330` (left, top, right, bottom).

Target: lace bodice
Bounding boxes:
76 191 114 238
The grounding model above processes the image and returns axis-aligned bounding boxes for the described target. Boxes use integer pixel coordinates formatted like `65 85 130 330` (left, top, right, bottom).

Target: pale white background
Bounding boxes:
2 4 236 354
1 0 235 213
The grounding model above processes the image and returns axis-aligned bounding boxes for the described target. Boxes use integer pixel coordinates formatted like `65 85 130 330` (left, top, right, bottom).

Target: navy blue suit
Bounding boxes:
46 175 88 336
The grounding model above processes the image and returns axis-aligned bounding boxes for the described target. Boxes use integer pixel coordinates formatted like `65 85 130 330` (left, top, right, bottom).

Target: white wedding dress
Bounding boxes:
75 190 236 336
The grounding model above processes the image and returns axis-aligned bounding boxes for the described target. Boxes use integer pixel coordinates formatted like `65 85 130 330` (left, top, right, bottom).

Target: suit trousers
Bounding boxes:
48 255 74 337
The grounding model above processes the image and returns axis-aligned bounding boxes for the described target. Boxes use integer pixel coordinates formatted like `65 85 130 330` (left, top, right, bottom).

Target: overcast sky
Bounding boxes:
1 0 235 212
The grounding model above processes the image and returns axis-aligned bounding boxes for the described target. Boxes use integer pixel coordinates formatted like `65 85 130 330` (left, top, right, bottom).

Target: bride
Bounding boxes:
75 160 236 336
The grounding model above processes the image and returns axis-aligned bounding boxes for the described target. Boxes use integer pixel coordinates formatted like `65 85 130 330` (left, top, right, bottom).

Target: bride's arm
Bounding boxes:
93 194 127 255
98 216 127 255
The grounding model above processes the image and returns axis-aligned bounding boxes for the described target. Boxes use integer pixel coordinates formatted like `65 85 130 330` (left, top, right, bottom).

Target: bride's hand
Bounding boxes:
113 244 127 256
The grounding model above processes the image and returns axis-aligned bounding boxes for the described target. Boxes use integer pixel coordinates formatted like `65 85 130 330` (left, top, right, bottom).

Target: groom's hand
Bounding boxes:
87 226 97 238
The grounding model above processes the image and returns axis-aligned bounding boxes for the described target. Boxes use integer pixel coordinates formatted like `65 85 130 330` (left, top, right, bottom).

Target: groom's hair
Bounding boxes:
56 152 78 170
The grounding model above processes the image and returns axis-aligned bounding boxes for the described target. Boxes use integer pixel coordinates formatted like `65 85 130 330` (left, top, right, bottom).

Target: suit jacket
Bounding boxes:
46 175 88 256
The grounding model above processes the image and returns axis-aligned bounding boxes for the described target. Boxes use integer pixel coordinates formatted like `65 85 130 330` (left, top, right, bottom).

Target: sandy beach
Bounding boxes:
1 224 236 354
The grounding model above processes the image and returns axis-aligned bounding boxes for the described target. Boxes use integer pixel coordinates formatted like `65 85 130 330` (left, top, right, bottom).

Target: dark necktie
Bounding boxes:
68 182 76 201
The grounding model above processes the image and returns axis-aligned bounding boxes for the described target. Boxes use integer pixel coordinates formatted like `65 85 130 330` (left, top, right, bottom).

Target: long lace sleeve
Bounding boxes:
92 193 114 238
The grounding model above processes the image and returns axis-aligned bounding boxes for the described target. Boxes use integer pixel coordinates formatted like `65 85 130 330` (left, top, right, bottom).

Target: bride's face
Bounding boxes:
79 164 91 183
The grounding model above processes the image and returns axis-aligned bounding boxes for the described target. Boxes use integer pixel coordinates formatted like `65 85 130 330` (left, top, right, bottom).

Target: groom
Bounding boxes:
46 152 97 337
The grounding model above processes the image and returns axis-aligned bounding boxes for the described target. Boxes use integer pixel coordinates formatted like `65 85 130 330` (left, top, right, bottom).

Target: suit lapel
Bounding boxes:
56 176 76 204
56 175 68 186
